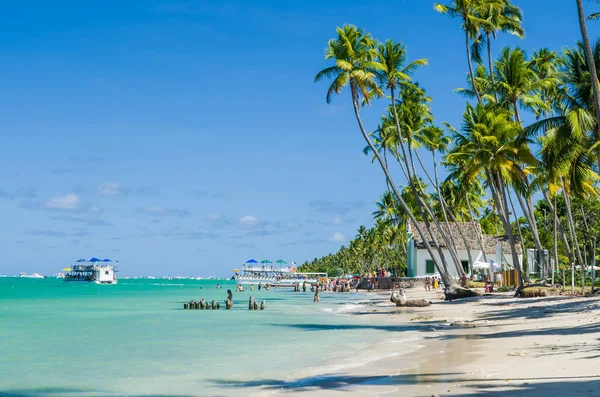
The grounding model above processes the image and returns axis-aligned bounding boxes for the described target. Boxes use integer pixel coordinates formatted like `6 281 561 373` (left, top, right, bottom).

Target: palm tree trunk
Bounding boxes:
576 0 600 137
507 188 527 276
543 189 575 274
413 150 469 277
488 170 526 286
466 30 482 103
561 180 585 294
431 150 474 277
580 204 590 294
515 192 546 277
349 83 460 291
553 195 559 285
513 102 521 124
486 32 499 103
389 87 466 279
466 191 488 263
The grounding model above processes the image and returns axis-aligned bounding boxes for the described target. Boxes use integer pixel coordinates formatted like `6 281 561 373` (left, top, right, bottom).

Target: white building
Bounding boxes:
406 221 522 278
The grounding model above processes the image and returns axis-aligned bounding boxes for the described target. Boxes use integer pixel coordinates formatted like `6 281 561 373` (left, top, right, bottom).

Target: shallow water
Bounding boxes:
0 278 418 396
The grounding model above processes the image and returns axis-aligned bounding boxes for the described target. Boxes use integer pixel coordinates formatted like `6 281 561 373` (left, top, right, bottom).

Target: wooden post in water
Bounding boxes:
211 300 216 310
200 298 205 309
216 303 221 310
249 296 255 310
184 303 189 309
260 301 265 310
253 301 258 310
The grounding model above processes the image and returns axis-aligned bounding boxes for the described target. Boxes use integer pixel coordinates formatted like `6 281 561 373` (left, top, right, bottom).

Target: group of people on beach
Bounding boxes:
424 276 441 291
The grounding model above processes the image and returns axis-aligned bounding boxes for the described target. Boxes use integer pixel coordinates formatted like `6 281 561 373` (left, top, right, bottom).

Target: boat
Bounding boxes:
64 258 118 284
232 260 327 287
19 272 45 279
54 272 65 279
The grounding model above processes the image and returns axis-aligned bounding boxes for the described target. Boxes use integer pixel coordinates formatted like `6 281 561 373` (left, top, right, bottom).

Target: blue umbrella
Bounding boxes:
245 259 258 264
76 259 86 263
89 258 101 262
102 259 111 262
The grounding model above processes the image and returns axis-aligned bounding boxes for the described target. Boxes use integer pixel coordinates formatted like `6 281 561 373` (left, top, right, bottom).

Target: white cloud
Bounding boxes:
328 232 346 243
44 194 81 210
240 215 259 226
99 182 128 196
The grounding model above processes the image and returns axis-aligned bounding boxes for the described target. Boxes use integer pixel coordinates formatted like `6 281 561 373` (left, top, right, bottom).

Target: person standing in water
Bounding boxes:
314 284 320 303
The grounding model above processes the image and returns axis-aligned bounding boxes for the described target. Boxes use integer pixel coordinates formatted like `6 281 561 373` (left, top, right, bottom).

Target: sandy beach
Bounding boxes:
247 288 600 397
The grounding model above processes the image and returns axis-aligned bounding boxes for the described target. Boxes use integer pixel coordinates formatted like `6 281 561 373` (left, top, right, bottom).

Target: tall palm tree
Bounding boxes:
435 0 499 103
576 0 600 134
446 103 535 285
473 0 524 102
315 25 472 297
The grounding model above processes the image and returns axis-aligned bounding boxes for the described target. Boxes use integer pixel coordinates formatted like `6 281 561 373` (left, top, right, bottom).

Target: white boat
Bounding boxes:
54 272 65 279
233 262 327 287
19 272 45 279
64 258 118 285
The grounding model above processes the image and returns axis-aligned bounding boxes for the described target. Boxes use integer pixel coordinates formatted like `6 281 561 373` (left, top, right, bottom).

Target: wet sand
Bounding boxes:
255 288 600 396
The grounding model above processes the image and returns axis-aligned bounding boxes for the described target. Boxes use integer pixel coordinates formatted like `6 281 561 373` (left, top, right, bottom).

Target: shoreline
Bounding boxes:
253 288 600 396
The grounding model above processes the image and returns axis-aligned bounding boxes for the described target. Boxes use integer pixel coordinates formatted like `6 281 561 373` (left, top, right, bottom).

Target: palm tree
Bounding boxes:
446 103 534 286
576 0 600 133
473 0 524 102
315 25 473 298
494 47 554 123
434 0 499 103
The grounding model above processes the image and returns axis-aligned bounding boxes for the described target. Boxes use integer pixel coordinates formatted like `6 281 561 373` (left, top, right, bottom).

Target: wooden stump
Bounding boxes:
184 303 189 309
216 303 221 310
253 301 258 310
260 301 265 310
249 296 255 310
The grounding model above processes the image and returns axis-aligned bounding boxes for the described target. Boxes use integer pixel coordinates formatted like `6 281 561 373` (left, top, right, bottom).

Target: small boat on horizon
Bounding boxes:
64 258 118 285
19 272 46 279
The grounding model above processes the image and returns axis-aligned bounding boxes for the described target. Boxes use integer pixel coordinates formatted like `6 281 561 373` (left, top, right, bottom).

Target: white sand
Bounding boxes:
262 288 600 396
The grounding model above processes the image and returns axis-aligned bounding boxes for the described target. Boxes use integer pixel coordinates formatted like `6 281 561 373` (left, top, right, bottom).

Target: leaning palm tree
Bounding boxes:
315 25 474 298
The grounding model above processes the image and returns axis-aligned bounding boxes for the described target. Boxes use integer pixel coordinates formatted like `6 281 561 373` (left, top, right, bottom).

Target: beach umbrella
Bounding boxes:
245 259 258 264
261 260 272 264
62 268 72 271
232 268 239 273
276 260 287 264
89 258 101 262
102 259 111 262
76 259 86 262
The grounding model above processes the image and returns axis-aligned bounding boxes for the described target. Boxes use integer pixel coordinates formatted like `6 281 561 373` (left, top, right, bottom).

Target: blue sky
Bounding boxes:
1 0 598 276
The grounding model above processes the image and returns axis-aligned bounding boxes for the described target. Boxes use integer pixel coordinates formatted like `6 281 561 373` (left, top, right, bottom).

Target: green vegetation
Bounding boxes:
302 0 600 297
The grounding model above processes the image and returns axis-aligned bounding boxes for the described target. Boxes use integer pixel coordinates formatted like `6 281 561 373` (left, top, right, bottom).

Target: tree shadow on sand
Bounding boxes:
208 372 600 395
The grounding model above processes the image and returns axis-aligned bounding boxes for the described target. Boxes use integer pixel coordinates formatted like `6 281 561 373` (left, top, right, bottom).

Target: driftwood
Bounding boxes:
390 290 430 307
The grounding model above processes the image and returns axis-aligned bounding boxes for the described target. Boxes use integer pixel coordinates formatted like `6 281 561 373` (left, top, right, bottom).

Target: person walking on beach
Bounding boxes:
433 277 439 290
314 284 320 303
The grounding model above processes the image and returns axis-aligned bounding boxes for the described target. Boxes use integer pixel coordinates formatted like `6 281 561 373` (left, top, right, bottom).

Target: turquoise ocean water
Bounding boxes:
0 278 418 396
